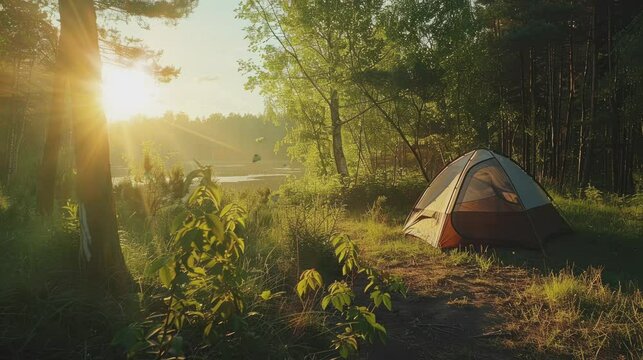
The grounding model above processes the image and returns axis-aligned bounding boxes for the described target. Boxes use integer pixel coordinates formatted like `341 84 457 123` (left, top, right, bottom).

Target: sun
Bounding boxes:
101 63 158 122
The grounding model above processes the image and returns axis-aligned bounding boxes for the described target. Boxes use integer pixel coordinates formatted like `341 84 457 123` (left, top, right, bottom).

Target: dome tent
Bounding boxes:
403 149 571 249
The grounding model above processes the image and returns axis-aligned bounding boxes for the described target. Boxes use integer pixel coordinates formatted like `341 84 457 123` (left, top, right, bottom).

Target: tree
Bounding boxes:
37 0 197 292
0 0 56 185
240 0 387 180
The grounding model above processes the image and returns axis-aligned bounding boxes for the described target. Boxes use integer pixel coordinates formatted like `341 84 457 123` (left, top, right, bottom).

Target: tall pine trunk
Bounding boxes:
61 0 129 292
529 48 537 175
559 26 575 190
580 2 598 189
38 22 69 215
577 34 591 187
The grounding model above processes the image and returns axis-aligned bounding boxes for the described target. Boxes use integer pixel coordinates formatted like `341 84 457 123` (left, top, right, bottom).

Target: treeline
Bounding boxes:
240 0 642 194
109 112 286 169
0 0 55 188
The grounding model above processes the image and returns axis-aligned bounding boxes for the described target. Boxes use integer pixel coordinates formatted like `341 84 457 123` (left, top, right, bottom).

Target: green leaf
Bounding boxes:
204 321 213 337
146 255 173 276
312 270 323 287
371 290 382 307
169 335 183 355
260 290 272 301
296 279 307 298
206 213 225 243
321 295 331 310
159 262 176 288
111 325 143 349
382 293 392 311
220 203 234 217
180 228 202 251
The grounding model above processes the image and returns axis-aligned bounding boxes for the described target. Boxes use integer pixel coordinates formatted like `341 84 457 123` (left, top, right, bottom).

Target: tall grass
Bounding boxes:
521 267 642 359
552 193 642 241
0 213 136 359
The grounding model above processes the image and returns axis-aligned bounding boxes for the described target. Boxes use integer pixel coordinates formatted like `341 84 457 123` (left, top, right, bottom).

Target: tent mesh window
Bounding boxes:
454 159 522 213
451 158 537 247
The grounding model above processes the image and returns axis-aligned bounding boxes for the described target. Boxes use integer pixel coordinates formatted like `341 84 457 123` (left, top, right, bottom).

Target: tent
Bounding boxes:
403 149 571 249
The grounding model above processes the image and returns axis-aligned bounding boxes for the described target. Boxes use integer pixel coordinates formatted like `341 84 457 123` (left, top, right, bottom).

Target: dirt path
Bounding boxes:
359 251 550 360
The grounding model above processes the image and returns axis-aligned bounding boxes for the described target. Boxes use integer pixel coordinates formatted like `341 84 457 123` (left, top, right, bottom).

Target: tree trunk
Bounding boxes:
529 48 537 175
559 26 575 190
38 25 69 215
577 35 591 187
329 89 349 179
520 50 528 167
546 45 553 179
61 0 129 292
580 2 598 189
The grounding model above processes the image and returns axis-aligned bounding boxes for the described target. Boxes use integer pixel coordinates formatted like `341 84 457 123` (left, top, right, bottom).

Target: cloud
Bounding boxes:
197 75 220 83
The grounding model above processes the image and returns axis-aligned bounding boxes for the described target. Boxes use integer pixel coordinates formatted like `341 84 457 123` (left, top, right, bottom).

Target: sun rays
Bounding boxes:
101 63 159 122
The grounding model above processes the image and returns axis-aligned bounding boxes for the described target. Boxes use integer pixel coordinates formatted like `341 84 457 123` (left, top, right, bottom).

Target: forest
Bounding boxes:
0 0 641 359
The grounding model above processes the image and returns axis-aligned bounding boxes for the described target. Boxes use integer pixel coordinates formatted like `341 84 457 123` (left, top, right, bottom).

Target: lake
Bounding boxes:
112 160 302 190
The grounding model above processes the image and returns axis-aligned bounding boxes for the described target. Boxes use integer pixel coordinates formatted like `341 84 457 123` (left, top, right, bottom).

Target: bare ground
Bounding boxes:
357 247 561 360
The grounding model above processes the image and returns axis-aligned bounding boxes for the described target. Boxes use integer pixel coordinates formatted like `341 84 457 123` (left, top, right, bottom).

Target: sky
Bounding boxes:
112 1 264 119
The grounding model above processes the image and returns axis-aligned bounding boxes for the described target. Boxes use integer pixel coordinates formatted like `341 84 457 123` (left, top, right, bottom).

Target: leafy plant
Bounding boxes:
61 199 79 235
297 233 407 359
583 184 603 204
114 164 263 359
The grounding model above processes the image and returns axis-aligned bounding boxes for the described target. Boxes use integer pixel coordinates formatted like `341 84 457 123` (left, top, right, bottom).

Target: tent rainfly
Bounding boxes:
403 149 571 249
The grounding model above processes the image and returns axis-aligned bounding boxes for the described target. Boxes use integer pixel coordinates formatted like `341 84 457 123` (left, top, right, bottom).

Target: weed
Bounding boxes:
583 184 603 204
280 198 344 280
365 195 388 223
474 250 497 274
447 248 474 266
296 233 406 359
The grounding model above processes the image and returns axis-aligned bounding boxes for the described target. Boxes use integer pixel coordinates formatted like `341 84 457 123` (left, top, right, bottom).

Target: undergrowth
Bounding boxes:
518 267 642 359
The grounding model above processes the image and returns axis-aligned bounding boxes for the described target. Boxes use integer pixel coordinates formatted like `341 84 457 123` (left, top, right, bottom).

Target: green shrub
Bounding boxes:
115 164 264 358
114 145 187 233
552 193 642 240
278 174 343 204
280 198 344 281
344 170 426 219
583 183 603 204
295 233 407 359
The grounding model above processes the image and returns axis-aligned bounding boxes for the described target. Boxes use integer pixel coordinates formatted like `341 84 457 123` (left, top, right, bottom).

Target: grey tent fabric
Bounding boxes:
404 152 472 246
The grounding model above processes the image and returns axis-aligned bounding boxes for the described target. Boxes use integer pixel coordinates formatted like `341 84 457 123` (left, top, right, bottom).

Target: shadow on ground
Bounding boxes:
495 231 642 287
359 254 563 360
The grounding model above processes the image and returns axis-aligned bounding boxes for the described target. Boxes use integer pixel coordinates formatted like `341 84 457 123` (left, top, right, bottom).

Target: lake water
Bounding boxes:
112 160 302 190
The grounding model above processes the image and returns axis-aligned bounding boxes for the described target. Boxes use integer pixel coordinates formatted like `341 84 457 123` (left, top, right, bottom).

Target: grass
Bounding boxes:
519 268 642 359
340 219 441 268
341 218 501 276
0 216 136 359
553 193 642 242
1 174 641 359
342 193 642 359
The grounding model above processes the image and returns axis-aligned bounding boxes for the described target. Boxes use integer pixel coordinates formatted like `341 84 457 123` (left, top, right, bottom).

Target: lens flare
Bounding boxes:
101 64 159 122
